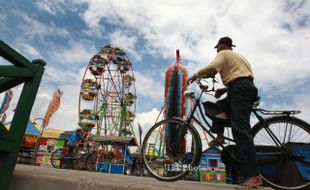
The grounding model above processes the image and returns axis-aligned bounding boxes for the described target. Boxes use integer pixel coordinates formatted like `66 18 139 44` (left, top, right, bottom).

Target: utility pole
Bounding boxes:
31 117 46 165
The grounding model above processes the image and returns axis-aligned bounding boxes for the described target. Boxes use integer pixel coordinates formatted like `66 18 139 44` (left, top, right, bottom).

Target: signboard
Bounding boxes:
200 171 226 183
23 134 38 147
35 138 65 166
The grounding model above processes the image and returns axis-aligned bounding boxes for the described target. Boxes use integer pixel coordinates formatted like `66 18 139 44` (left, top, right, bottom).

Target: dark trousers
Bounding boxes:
68 144 78 154
211 78 259 177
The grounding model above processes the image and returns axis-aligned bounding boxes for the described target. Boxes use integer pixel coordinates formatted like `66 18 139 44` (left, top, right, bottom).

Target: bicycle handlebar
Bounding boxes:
196 77 217 93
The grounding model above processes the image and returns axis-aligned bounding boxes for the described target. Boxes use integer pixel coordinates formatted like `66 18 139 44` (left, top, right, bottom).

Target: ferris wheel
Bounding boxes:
78 45 136 137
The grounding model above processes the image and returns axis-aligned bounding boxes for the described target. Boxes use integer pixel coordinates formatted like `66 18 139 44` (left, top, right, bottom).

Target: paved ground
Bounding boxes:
9 164 273 190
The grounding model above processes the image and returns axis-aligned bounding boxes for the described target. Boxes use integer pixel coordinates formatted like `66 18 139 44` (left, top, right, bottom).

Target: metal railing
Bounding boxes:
0 40 46 190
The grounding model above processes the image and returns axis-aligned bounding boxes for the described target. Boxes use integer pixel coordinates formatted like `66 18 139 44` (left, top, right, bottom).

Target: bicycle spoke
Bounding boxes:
277 122 283 143
288 122 294 142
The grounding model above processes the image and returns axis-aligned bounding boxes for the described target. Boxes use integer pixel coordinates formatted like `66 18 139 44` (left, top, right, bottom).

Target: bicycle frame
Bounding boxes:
183 79 287 150
182 85 234 150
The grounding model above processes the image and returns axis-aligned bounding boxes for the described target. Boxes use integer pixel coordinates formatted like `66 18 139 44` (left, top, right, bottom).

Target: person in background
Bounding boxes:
67 128 84 154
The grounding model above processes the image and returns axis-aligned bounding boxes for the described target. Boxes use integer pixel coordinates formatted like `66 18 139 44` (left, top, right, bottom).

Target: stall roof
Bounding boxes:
42 128 65 139
58 131 74 141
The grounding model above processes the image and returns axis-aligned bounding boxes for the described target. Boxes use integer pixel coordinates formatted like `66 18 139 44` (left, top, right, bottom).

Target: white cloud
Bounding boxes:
135 108 161 129
4 0 309 135
35 0 66 15
29 66 86 131
261 83 310 123
14 42 41 58
31 88 162 133
134 71 164 102
74 0 310 134
293 95 310 123
133 107 161 143
77 0 310 88
0 58 10 65
37 91 51 100
0 83 79 132
51 40 97 66
15 11 70 40
0 84 23 123
0 14 5 21
0 14 7 29
109 31 141 61
46 85 80 131
44 65 83 85
31 84 81 131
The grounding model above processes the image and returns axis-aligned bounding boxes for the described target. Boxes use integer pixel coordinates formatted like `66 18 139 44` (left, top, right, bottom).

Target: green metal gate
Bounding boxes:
0 40 46 190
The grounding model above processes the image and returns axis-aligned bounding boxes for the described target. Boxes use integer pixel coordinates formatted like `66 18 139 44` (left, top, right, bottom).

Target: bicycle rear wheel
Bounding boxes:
85 152 98 171
252 116 310 190
142 118 202 181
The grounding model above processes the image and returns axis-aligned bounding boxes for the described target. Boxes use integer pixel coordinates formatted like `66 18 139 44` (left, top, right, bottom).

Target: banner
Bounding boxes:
0 90 13 114
43 89 63 127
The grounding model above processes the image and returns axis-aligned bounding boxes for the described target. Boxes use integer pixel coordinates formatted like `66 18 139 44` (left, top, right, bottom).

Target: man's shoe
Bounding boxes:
241 176 263 186
208 135 225 147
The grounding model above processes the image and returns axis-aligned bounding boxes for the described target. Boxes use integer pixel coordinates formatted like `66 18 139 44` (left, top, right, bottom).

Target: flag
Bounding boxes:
43 89 63 127
0 90 13 114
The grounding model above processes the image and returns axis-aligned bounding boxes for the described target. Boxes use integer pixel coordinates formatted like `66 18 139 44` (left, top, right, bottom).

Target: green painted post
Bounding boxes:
0 40 46 190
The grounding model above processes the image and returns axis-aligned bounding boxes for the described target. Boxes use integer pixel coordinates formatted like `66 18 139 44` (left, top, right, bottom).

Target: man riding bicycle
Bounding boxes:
187 37 262 186
67 128 84 154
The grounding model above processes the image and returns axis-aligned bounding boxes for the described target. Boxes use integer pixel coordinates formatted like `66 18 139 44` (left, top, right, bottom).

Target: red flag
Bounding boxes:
43 89 63 127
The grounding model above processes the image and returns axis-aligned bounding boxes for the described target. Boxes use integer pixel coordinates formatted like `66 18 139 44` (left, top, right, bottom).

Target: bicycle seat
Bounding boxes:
203 101 230 123
78 151 86 155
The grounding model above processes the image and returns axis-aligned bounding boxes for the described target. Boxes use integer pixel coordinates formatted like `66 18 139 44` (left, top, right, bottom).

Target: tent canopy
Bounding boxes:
5 120 42 135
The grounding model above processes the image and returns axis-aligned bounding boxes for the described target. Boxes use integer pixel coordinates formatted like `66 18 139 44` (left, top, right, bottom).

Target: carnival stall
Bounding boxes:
5 120 41 164
199 147 226 183
90 136 137 174
35 137 66 166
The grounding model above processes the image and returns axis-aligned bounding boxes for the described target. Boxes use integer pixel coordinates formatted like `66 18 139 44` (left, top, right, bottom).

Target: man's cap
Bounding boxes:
76 128 83 132
214 37 236 48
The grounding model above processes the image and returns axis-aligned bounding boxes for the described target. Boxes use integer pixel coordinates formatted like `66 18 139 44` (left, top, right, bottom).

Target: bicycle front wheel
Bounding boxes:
252 116 310 190
51 149 66 169
142 118 202 181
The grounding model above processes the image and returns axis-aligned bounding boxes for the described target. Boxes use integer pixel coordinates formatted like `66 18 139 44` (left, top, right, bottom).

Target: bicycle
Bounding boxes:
51 141 98 171
142 78 310 190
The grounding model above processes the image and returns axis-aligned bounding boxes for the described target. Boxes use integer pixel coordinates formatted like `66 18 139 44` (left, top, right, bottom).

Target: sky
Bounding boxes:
0 0 310 136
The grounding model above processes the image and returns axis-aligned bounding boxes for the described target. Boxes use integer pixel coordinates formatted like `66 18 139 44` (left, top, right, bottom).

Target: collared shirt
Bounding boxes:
68 132 84 145
195 50 254 86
